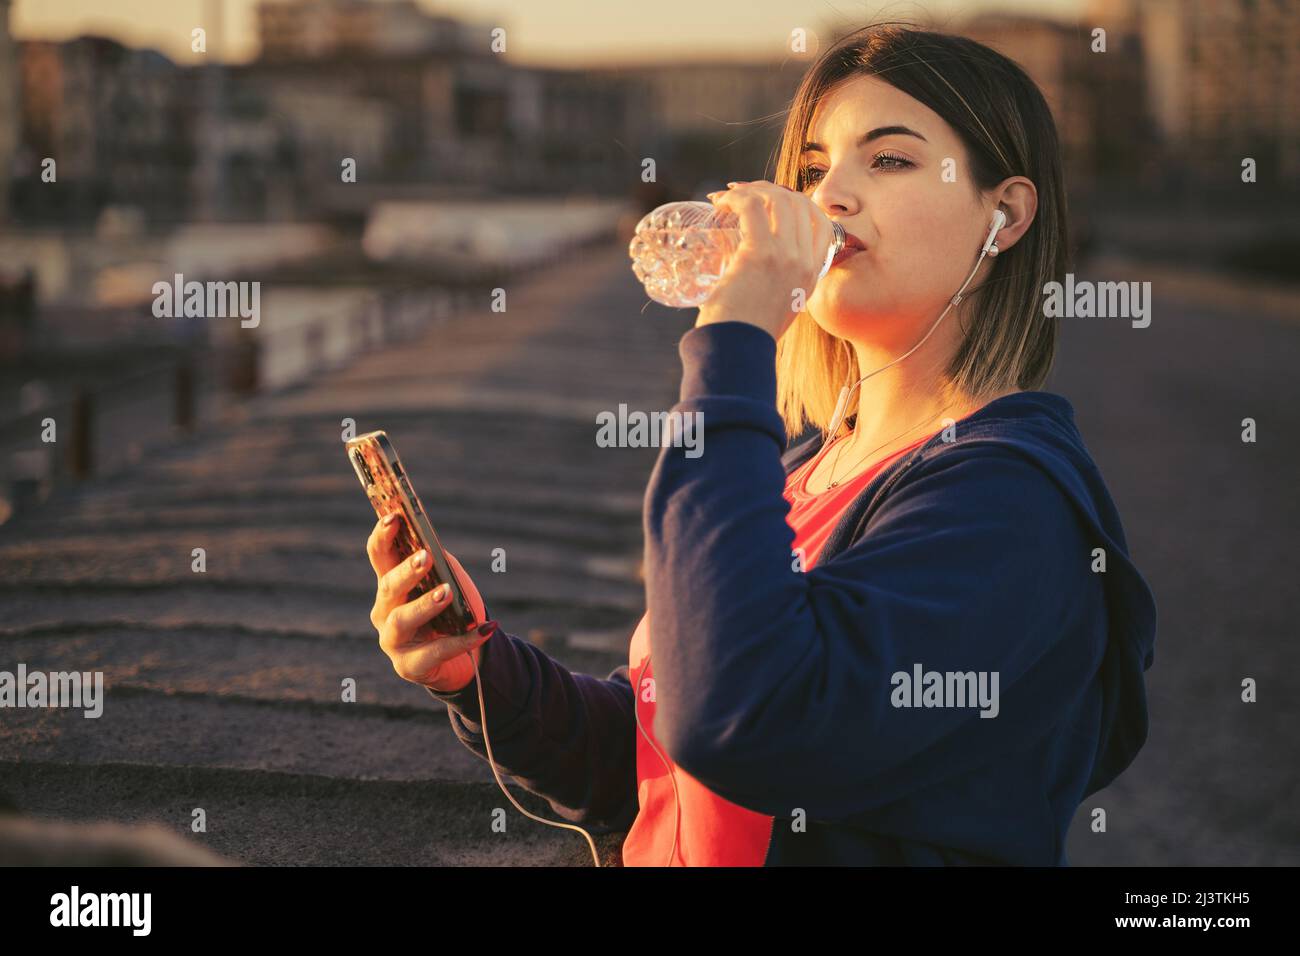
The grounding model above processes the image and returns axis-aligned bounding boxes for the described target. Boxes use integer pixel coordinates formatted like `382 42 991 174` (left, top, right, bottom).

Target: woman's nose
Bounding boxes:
810 175 859 217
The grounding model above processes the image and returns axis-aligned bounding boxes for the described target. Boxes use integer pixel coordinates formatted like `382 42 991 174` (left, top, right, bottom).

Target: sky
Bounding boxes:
11 0 1083 66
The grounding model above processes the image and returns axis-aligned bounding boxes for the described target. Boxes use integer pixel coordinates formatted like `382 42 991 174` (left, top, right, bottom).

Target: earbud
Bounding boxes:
981 209 1007 257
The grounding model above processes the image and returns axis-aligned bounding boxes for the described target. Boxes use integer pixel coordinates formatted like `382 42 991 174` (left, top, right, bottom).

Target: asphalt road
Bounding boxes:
1051 263 1299 865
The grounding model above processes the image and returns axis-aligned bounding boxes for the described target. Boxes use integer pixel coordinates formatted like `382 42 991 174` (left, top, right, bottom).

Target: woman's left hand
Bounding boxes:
697 180 836 340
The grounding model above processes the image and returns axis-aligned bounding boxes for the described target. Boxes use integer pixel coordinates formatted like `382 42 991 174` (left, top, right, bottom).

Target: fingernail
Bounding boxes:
382 513 397 526
412 549 428 569
432 582 449 601
476 620 497 638
726 181 741 187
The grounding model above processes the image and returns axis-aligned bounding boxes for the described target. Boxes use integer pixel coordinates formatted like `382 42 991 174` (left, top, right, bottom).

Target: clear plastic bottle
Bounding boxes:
628 200 845 308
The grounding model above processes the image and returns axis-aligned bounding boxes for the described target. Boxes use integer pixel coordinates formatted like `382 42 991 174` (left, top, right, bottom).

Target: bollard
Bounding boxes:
226 339 259 395
69 390 93 479
174 361 195 432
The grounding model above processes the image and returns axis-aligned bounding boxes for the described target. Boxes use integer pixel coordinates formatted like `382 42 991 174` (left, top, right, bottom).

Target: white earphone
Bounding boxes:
981 208 1008 258
822 208 1008 440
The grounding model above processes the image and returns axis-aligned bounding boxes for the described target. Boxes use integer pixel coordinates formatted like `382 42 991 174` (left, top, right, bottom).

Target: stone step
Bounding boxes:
0 581 642 639
0 761 625 866
0 248 676 865
0 622 627 710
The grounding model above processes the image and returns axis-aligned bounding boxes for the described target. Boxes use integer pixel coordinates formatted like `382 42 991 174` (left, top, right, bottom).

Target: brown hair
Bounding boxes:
770 24 1070 440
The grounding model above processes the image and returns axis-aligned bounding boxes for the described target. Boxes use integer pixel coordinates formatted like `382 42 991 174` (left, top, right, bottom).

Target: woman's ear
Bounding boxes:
988 177 1038 255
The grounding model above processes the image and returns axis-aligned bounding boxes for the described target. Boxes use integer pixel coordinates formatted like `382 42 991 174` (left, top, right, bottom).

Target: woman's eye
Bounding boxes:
799 165 826 188
872 152 914 170
800 152 914 188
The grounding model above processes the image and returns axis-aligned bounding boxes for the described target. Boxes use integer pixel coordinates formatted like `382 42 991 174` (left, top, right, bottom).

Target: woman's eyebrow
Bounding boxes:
800 125 928 154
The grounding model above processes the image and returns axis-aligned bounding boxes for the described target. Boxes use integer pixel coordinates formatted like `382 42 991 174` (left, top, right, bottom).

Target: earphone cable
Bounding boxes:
464 623 604 867
806 237 995 478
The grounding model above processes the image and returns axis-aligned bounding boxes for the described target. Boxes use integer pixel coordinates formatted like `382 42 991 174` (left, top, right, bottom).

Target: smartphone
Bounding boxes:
346 430 479 636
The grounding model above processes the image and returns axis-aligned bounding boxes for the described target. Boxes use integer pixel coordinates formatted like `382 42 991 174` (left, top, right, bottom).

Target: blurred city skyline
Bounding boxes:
13 0 1084 65
2 0 1295 295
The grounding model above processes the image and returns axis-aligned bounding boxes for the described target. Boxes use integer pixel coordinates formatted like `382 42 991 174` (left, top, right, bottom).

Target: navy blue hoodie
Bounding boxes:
427 320 1157 865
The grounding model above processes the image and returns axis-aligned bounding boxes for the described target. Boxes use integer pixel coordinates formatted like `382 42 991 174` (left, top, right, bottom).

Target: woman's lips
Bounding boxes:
831 229 866 267
831 245 863 267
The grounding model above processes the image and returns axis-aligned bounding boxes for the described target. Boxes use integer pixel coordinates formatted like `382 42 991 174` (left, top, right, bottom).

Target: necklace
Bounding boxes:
818 402 959 490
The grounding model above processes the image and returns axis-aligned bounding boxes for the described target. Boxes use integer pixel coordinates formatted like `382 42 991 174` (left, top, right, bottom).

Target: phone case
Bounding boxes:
346 430 479 636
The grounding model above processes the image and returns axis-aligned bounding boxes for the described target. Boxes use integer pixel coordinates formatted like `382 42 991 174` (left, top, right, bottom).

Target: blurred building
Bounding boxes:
954 15 1093 170
588 60 803 190
3 1 826 221
508 66 635 192
187 64 300 222
614 61 798 137
233 51 491 203
13 36 194 224
257 0 481 61
1093 0 1300 189
253 1 797 196
241 0 508 200
960 13 1156 190
248 0 637 198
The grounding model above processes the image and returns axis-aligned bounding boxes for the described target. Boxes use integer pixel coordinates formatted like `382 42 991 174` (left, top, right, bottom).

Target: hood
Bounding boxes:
954 392 1157 796
787 390 1158 798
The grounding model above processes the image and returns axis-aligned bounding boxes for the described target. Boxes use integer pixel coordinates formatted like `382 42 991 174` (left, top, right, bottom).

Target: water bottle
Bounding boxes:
628 200 845 309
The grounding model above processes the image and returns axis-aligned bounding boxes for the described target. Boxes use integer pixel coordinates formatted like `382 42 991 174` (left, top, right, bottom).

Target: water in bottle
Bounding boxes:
628 200 845 308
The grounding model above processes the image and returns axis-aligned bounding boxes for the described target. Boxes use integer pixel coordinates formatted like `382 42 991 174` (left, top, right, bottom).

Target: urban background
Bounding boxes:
0 0 1296 866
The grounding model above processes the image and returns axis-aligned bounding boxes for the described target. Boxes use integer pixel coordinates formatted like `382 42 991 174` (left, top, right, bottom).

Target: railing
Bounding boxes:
0 283 479 526
0 215 626 526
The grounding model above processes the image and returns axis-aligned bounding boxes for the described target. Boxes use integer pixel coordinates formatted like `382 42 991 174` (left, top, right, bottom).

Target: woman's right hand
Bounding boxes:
366 514 493 694
697 180 835 341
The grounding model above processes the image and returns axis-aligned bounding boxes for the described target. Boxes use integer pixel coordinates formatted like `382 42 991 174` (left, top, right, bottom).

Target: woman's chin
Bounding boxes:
807 297 889 336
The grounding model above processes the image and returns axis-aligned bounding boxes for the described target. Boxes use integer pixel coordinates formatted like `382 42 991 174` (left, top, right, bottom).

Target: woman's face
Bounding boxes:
799 74 992 351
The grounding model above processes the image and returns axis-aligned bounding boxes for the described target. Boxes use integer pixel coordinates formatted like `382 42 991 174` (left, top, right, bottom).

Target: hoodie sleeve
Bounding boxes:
643 320 1112 821
425 621 639 833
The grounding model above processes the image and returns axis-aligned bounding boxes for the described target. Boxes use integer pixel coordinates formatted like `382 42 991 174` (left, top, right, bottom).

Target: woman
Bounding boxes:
365 24 1157 866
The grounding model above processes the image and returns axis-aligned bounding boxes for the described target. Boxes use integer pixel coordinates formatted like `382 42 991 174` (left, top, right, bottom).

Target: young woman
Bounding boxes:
364 24 1157 866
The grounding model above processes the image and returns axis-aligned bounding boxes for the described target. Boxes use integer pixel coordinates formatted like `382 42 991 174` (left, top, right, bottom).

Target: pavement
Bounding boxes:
0 245 688 866
1 245 1296 865
1052 262 1299 866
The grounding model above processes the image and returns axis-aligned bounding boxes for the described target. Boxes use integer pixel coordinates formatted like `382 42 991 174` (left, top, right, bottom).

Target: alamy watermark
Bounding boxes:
0 663 104 718
152 273 260 328
1042 274 1151 328
891 663 999 718
595 403 703 458
50 886 150 935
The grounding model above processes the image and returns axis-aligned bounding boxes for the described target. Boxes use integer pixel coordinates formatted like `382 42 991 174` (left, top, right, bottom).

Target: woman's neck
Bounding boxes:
839 341 972 461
